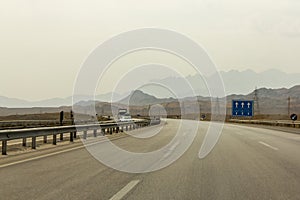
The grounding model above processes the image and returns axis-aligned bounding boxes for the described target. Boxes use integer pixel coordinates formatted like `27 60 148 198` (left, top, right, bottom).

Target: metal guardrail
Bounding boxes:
0 120 151 155
0 119 104 130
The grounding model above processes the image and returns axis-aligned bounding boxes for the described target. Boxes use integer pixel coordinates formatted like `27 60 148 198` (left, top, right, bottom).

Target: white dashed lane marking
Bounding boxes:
259 141 279 151
109 180 140 200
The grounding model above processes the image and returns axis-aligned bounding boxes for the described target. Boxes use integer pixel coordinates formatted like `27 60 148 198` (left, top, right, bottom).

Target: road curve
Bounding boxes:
0 119 300 200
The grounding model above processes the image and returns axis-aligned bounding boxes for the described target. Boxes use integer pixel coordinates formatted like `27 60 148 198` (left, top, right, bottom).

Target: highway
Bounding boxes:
0 119 300 200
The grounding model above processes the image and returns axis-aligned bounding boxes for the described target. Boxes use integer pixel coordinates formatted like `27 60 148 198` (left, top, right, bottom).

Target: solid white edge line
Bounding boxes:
0 145 84 168
1 124 167 168
0 139 107 168
109 180 140 200
258 141 279 151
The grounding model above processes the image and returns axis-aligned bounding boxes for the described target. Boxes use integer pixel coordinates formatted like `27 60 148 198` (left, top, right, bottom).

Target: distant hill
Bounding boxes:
1 69 299 108
0 96 31 108
218 69 300 95
225 85 300 115
151 69 300 97
118 90 175 106
225 85 300 100
0 85 299 117
117 86 300 115
0 92 123 108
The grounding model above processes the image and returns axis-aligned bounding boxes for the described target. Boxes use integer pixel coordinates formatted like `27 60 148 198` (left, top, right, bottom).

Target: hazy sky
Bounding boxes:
1 0 300 101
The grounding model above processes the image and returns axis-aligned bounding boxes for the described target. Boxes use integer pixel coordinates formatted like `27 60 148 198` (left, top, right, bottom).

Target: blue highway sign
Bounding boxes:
232 100 254 117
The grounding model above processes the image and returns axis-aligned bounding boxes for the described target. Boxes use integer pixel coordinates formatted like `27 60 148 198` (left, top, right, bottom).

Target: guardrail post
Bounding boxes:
22 138 27 147
70 132 74 142
0 120 151 155
43 135 47 143
32 137 36 149
83 131 87 139
60 133 63 141
53 134 57 145
2 140 7 155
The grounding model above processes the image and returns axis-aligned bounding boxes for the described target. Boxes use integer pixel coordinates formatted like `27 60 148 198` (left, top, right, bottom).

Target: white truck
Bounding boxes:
119 113 132 122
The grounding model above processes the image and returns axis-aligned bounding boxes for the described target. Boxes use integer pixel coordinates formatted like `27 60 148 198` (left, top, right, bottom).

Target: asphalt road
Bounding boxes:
0 119 300 200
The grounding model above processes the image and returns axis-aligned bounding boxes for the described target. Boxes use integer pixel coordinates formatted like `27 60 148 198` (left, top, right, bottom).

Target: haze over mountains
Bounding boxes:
1 85 299 117
105 86 300 116
0 93 123 108
116 85 300 106
151 69 300 98
1 69 299 108
220 69 299 94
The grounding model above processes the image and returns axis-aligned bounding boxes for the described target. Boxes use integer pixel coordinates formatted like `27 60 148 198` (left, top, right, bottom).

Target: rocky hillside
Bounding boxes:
0 86 299 117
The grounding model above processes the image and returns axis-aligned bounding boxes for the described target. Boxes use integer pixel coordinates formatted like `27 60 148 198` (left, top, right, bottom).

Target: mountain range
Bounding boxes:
150 69 300 98
0 85 299 117
72 86 300 118
118 86 300 116
1 69 299 108
0 93 124 108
